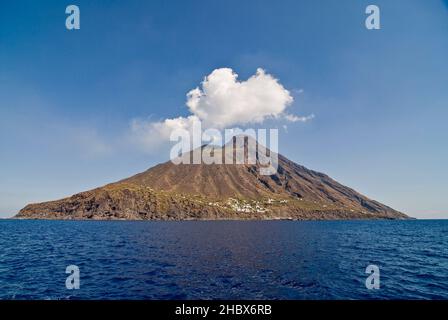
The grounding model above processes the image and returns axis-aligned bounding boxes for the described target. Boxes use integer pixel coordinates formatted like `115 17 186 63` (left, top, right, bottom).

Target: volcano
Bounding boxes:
16 136 408 220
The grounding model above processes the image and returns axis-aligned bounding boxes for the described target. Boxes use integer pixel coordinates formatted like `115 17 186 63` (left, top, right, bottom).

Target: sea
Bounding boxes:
0 219 446 300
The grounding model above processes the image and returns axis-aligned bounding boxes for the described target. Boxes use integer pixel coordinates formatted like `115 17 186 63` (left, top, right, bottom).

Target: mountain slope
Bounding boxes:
16 137 408 220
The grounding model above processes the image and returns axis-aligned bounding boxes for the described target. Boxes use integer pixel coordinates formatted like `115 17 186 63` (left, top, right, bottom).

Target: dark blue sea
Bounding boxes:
0 219 447 300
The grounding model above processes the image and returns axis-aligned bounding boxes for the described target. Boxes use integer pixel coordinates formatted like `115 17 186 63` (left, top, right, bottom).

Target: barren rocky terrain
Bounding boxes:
16 137 408 220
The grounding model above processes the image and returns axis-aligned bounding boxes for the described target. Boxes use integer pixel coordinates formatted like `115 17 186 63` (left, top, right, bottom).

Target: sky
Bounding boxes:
0 0 447 219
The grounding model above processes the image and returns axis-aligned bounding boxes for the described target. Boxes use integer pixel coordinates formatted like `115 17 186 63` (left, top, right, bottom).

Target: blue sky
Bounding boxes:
0 0 447 218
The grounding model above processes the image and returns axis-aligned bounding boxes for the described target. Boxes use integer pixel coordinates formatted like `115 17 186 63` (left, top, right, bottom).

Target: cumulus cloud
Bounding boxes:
186 68 293 128
130 67 312 151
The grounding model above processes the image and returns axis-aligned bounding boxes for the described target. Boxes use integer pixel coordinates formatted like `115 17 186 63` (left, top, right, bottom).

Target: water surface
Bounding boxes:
0 219 446 299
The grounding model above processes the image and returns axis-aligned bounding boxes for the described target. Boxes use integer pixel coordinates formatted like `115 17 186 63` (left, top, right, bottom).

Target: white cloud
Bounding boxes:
284 113 315 122
186 68 293 128
130 115 199 151
130 67 312 151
